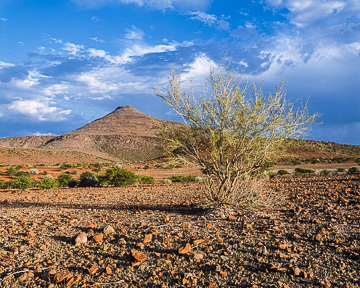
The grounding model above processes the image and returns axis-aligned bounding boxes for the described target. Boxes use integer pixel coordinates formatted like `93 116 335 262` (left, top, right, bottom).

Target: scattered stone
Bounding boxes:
178 243 191 255
92 233 104 243
53 272 73 284
293 267 301 276
194 253 204 261
315 232 323 242
101 224 115 235
86 223 97 229
181 222 192 228
27 231 35 238
131 249 146 263
74 232 87 246
227 215 236 221
143 233 153 243
105 266 112 275
88 266 98 275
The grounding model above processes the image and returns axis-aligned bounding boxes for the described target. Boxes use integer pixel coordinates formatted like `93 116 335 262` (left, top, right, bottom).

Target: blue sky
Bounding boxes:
0 0 359 144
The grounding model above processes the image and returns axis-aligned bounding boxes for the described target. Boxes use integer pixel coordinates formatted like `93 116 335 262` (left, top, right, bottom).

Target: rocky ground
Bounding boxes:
0 175 359 287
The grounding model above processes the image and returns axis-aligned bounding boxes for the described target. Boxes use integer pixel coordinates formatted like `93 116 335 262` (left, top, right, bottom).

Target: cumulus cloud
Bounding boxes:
0 61 14 69
9 100 71 121
63 42 85 56
181 53 217 82
71 0 212 10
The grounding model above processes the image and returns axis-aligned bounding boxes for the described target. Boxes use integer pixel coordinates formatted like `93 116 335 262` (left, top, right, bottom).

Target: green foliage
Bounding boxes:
162 178 172 184
68 179 78 188
291 159 302 165
156 65 317 207
5 167 16 176
103 167 137 187
336 168 346 174
28 168 40 175
293 167 315 176
38 177 58 190
137 175 155 184
169 175 199 182
143 164 150 170
60 163 75 170
356 158 360 165
79 171 99 187
57 173 74 187
277 169 290 175
15 171 28 177
348 167 360 175
9 175 35 190
0 180 5 189
320 169 330 176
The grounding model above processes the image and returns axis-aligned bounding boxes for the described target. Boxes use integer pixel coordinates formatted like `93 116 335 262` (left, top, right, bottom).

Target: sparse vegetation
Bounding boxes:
293 167 315 176
37 177 57 190
277 169 290 176
169 175 200 183
348 166 360 175
78 171 99 187
57 173 74 187
156 65 317 207
28 168 40 175
9 174 35 190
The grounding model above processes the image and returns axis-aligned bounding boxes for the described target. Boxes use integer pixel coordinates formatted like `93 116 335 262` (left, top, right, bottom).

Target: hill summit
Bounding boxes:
0 106 169 162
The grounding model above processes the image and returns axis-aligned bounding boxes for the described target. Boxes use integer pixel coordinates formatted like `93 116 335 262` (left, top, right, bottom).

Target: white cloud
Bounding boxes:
266 0 347 27
0 61 14 69
62 42 84 56
11 70 49 89
90 36 104 43
182 53 217 82
190 11 217 25
71 0 212 10
32 131 55 136
9 100 71 121
125 25 144 40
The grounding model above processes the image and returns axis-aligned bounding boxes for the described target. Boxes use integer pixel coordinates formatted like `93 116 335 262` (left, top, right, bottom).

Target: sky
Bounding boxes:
0 0 359 144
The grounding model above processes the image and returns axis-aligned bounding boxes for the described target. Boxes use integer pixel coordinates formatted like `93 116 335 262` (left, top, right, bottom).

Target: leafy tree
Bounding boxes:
156 66 318 207
103 167 137 187
78 171 99 187
9 175 35 191
57 173 74 187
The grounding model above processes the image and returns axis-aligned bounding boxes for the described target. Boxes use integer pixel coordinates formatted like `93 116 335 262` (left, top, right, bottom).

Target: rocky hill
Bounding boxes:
0 106 167 163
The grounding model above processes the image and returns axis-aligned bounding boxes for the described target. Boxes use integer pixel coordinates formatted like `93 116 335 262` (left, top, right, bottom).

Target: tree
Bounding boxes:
155 66 318 207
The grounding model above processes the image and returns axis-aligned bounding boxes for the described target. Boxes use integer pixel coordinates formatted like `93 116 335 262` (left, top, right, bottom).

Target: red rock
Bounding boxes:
181 222 192 228
105 266 112 275
227 215 236 221
131 249 146 262
27 231 35 238
143 233 153 243
92 233 104 243
88 266 98 275
74 232 87 246
86 223 96 229
194 253 204 261
178 243 191 255
53 272 73 284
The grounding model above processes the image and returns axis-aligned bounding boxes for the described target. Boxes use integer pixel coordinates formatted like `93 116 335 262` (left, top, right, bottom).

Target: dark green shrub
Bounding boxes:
293 167 315 176
15 171 29 177
143 164 150 170
57 173 74 187
79 171 99 187
9 175 35 190
356 158 360 165
320 169 330 176
137 175 154 184
104 167 137 187
277 169 289 175
348 167 360 175
38 177 57 190
68 179 78 188
0 180 5 189
60 163 74 170
169 175 198 182
5 167 16 176
267 171 276 179
311 158 321 164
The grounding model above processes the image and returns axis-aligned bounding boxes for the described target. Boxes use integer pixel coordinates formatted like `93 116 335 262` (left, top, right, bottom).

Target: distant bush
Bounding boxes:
136 175 155 184
311 158 321 164
162 178 172 184
143 164 150 170
320 169 330 176
60 163 74 170
68 179 78 188
169 175 199 183
336 168 345 173
348 167 360 175
266 171 277 179
38 177 57 190
28 168 40 175
9 175 35 190
5 167 16 176
293 167 315 176
44 174 53 179
79 171 99 187
356 158 360 165
15 171 29 177
277 169 290 176
57 173 74 187
0 180 5 189
291 159 302 165
103 167 137 187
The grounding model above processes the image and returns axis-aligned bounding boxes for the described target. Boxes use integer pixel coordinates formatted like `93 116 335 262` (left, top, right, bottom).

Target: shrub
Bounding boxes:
156 65 317 207
0 180 5 189
5 167 16 176
356 158 360 165
291 159 302 165
348 167 360 175
103 167 137 187
137 175 155 184
277 169 290 176
169 175 198 182
60 163 74 170
38 177 57 190
15 171 29 177
28 168 40 175
68 179 78 188
162 178 172 184
57 173 74 187
9 175 35 190
320 169 330 176
79 171 99 187
143 164 150 170
293 167 315 176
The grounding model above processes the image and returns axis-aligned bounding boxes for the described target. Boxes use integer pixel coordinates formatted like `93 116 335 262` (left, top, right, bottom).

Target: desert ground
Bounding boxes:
0 162 359 288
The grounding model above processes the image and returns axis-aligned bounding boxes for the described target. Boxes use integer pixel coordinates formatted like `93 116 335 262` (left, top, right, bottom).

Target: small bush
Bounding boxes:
44 174 53 179
291 159 302 165
38 177 57 190
356 158 360 165
336 168 345 173
60 163 74 170
15 171 29 177
68 179 78 188
9 175 35 190
28 168 40 175
57 173 74 187
5 167 16 176
169 175 198 182
0 180 5 189
137 175 155 184
277 169 290 176
311 158 321 164
162 178 172 184
79 171 99 187
320 169 330 176
293 167 315 176
143 164 150 170
104 167 137 187
348 167 360 175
